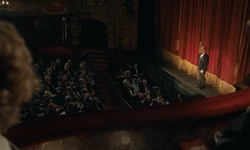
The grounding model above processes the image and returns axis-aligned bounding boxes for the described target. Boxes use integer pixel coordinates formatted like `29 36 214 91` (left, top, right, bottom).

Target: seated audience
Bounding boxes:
114 62 173 108
19 55 105 123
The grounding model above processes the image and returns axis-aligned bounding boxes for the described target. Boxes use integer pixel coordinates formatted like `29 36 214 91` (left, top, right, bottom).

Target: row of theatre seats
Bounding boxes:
40 46 73 56
19 56 106 123
111 62 203 109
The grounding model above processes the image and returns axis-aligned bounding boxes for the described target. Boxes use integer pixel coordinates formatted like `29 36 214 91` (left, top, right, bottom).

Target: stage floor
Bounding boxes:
139 53 221 99
161 62 220 98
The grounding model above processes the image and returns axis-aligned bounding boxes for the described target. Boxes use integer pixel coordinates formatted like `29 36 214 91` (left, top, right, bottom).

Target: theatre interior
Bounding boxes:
2 0 250 149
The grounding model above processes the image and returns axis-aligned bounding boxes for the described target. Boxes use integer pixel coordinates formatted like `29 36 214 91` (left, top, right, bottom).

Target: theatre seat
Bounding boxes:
179 138 209 150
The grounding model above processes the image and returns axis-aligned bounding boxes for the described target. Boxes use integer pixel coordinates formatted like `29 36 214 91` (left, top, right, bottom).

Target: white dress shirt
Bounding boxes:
200 53 205 58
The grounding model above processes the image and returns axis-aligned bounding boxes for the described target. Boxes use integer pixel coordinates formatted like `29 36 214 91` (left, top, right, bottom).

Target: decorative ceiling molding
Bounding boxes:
42 0 67 15
81 0 107 8
0 0 74 16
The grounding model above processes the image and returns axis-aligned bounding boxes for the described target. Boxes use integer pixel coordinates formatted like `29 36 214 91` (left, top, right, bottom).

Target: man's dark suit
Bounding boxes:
139 83 152 94
122 86 135 102
198 53 209 88
130 67 143 78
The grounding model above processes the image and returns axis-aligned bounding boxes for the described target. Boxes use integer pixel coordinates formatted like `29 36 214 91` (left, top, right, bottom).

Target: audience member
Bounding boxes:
130 63 143 78
65 101 79 114
137 92 151 107
122 82 137 103
121 71 132 85
0 21 39 149
44 103 59 117
139 78 152 96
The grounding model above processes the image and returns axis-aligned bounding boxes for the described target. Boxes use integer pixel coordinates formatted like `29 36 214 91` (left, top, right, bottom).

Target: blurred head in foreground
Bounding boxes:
246 20 250 33
0 21 38 132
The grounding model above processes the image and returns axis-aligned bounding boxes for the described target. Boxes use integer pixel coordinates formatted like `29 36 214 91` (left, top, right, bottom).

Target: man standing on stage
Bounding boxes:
195 46 209 89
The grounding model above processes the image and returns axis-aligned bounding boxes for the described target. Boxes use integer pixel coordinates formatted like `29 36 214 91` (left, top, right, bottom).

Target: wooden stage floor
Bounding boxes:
161 63 220 98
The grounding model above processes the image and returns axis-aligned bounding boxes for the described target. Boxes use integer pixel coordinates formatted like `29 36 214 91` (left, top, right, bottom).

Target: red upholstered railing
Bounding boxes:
5 88 250 148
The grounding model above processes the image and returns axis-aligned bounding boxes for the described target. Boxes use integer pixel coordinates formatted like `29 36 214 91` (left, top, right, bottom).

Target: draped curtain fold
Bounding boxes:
178 0 202 64
237 1 250 82
201 0 246 83
156 0 180 54
156 0 250 84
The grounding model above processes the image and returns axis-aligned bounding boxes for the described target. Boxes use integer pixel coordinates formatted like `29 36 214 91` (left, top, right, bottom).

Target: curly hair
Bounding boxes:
0 21 39 131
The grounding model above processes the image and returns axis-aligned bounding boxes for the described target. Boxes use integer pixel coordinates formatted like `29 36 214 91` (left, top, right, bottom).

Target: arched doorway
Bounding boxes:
34 16 62 40
80 19 108 48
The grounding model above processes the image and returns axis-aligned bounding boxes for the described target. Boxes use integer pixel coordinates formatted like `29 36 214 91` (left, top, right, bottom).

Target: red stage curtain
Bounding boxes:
156 0 250 84
237 1 250 82
155 0 180 54
178 0 202 64
202 0 247 83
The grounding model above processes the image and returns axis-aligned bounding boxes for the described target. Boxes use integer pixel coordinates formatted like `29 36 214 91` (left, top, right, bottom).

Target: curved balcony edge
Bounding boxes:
5 88 250 148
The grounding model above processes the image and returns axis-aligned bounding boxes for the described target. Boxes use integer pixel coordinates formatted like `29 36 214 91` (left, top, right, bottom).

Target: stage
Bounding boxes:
138 52 221 100
161 62 220 98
